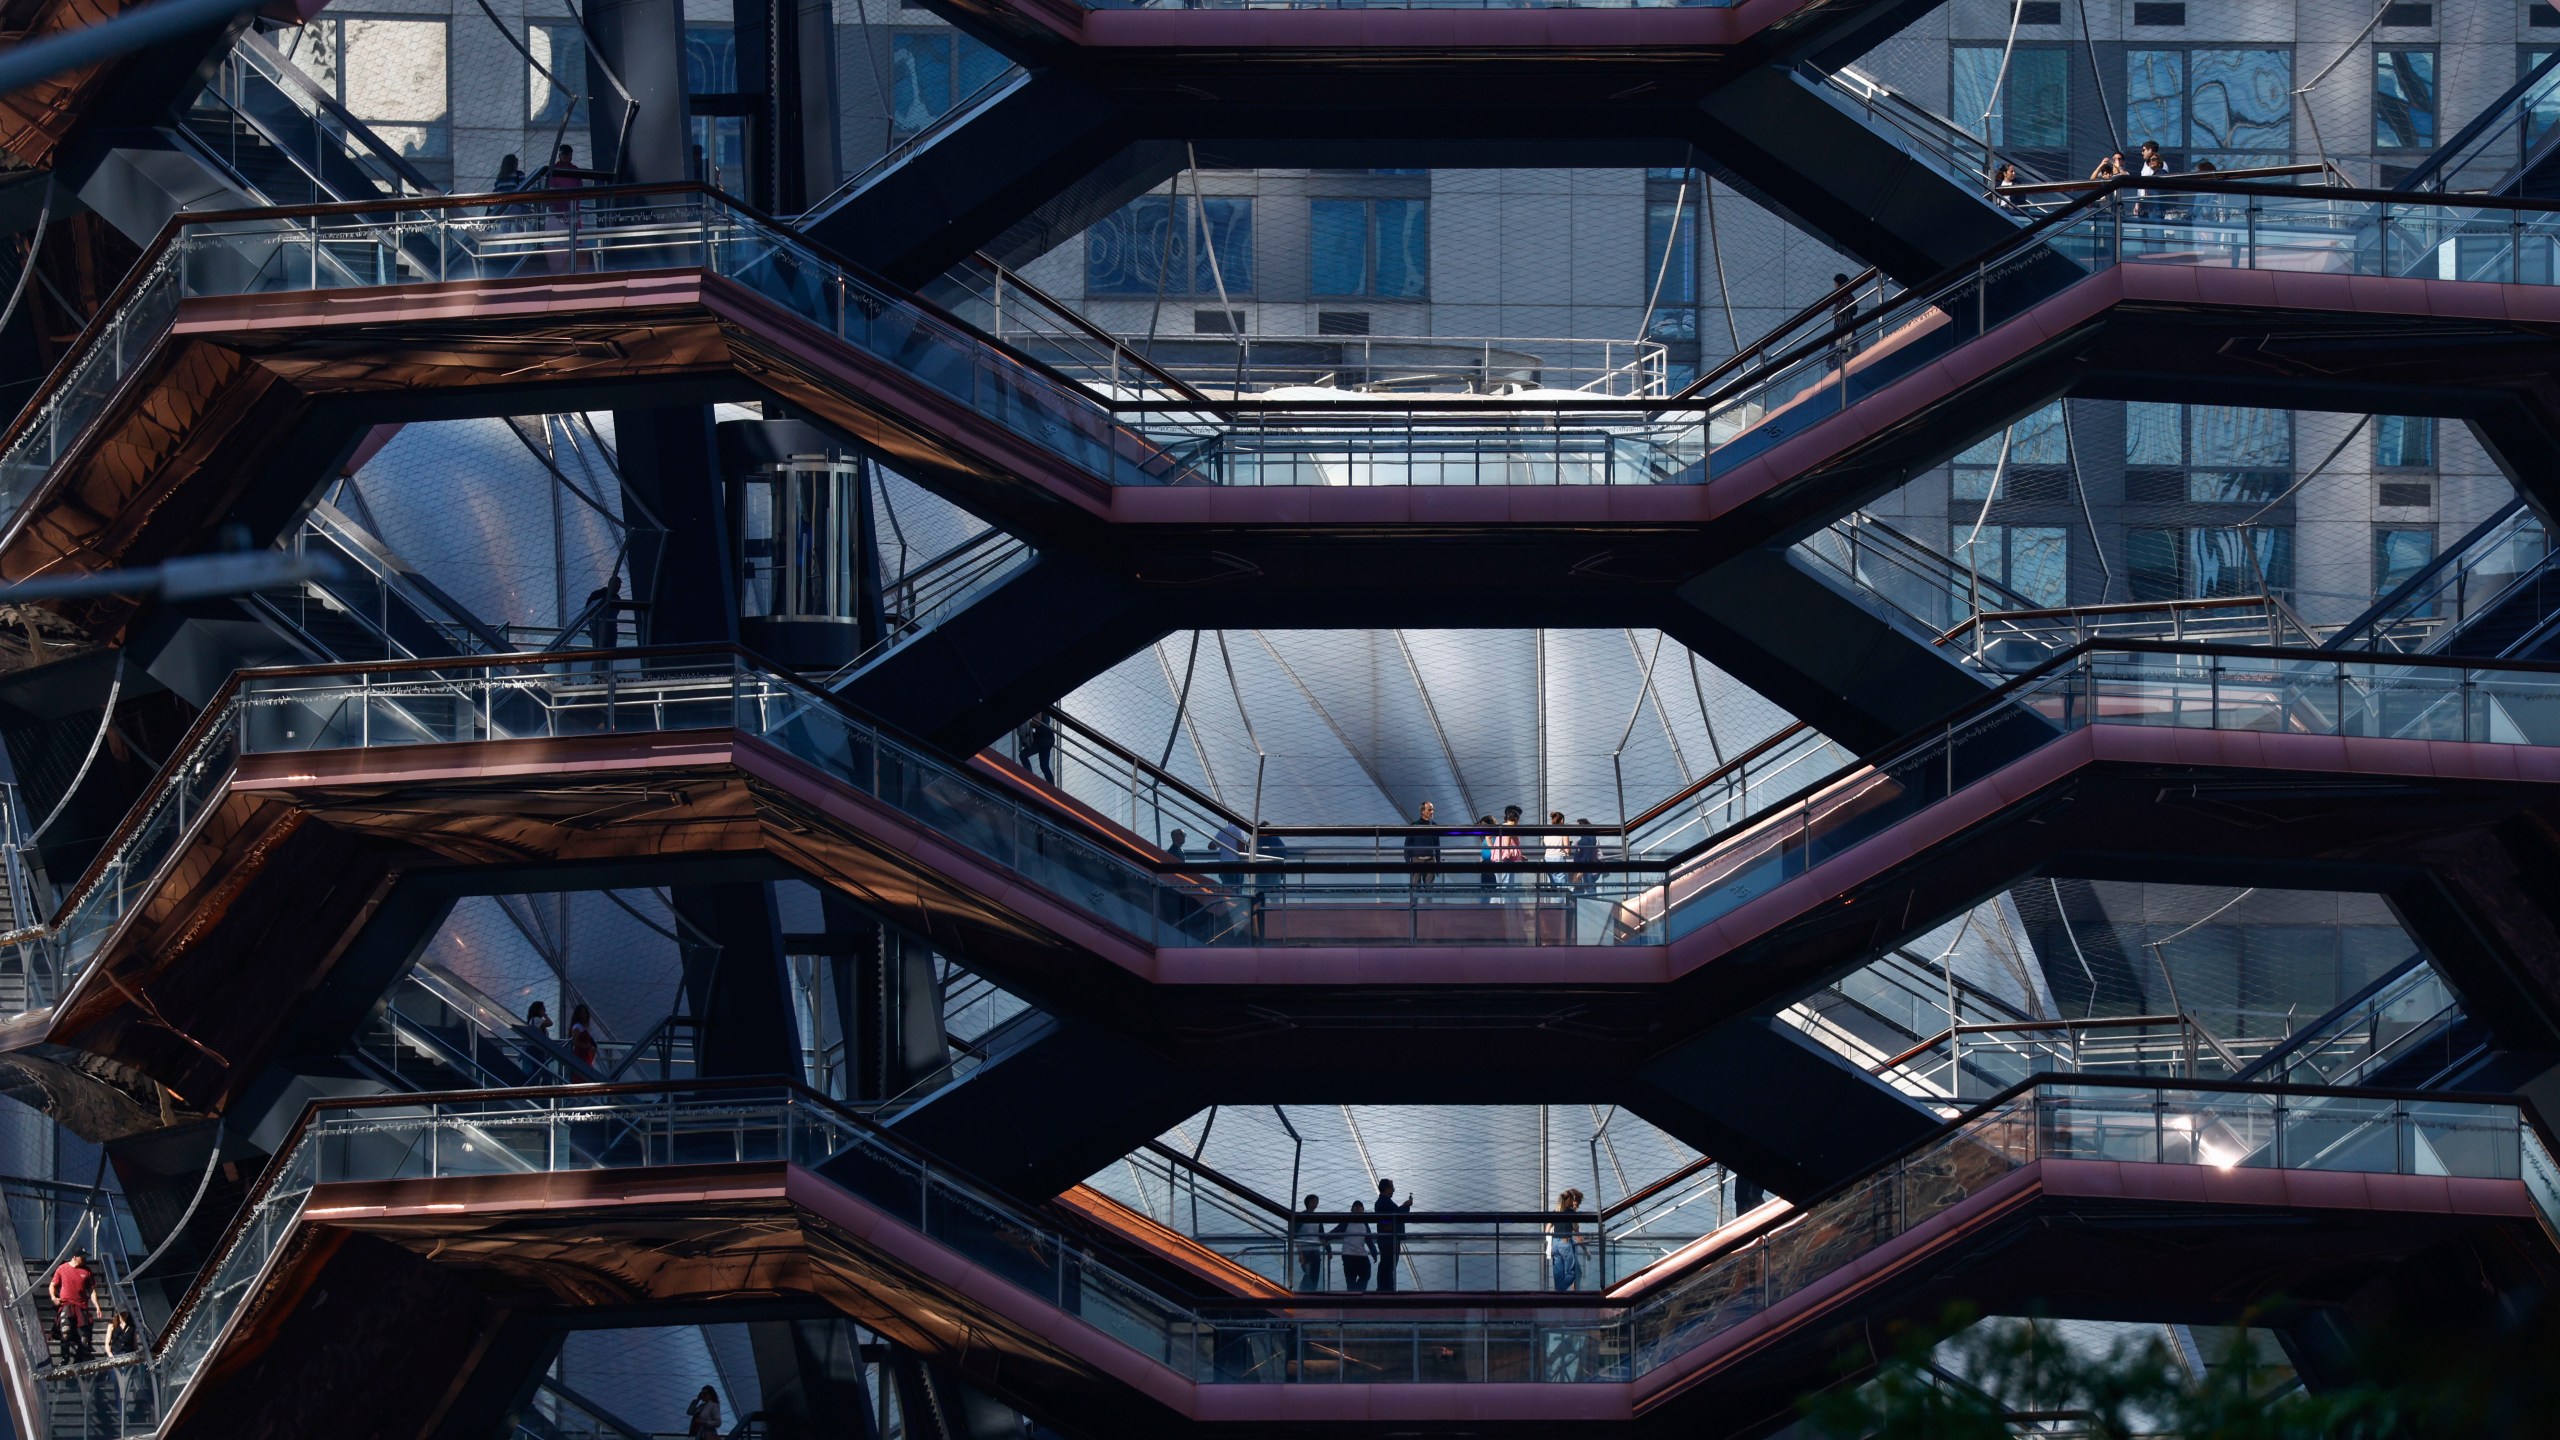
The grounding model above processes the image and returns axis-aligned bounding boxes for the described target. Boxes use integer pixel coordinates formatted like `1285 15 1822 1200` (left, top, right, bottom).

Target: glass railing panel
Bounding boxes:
95 1079 2549 1431
2523 1127 2560 1240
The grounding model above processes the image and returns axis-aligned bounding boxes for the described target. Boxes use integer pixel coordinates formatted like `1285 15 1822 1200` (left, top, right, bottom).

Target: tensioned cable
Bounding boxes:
1955 423 2017 614
1185 148 1246 381
121 1131 219 1283
2235 414 2371 528
11 1146 108 1306
2048 878 2103 1019
2056 405 2117 604
1634 173 1691 351
2072 0 2121 157
2295 0 2402 179
24 650 122 846
555 0 637 175
1977 0 2030 139
465 0 593 170
0 175 58 341
1700 178 1742 355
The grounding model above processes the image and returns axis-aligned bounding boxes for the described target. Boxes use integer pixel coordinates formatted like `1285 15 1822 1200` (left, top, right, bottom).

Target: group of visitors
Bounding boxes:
1404 802 1603 897
1987 140 2224 217
1288 1183 1592 1292
45 1252 138 1366
523 998 602 1071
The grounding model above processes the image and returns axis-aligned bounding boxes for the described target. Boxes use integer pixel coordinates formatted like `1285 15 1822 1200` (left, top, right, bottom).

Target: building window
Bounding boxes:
2374 49 2439 150
2126 47 2294 168
1644 192 1697 308
2132 1 2184 24
2524 50 2560 155
683 24 745 189
1087 196 1255 296
2375 528 2436 596
2379 2 2431 23
2128 526 2295 600
1956 44 2070 158
889 30 1010 137
686 25 736 91
527 22 585 127
2125 403 2291 503
1950 524 2070 607
1311 198 1427 299
283 17 452 180
2374 415 2435 468
1952 403 2068 503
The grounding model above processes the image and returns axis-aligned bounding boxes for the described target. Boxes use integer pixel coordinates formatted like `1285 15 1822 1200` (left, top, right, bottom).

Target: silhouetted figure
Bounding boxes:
1293 1194 1327 1291
568 1002 599 1070
686 1385 724 1439
1404 801 1440 887
1547 1189 1586 1292
1018 712 1056 782
1373 1179 1411 1292
1332 1201 1375 1291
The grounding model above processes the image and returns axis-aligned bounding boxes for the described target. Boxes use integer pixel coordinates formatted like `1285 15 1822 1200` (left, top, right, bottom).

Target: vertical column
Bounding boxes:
618 406 734 647
833 891 946 1101
735 0 843 211
583 0 695 183
749 1317 881 1440
674 883 800 1080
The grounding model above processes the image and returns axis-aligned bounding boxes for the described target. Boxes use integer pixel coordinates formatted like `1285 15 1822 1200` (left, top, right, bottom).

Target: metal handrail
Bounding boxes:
796 66 1031 221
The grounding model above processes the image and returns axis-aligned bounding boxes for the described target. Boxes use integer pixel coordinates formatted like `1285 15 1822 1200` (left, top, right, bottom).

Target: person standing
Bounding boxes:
1544 812 1571 889
1475 816 1499 903
2134 139 2167 219
685 1385 724 1439
104 1311 138 1357
524 1000 553 1039
1018 712 1057 783
1372 1179 1411 1293
1404 801 1441 888
1332 1202 1375 1292
1546 1189 1586 1292
1492 807 1524 893
567 1002 599 1071
1166 829 1187 862
1292 1194 1328 1291
49 1251 95 1363
1987 161 2020 209
546 143 596 272
1828 272 1861 368
1570 822 1600 896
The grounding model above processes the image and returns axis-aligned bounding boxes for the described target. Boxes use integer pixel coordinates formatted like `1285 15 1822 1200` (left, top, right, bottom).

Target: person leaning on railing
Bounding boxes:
1291 1194 1328 1291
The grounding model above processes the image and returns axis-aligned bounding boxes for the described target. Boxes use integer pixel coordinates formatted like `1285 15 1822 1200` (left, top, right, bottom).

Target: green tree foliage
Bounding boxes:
1802 1307 2406 1440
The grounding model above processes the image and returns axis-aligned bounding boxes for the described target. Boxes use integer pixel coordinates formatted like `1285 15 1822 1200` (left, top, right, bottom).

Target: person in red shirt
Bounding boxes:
49 1252 95 1363
568 1002 600 1071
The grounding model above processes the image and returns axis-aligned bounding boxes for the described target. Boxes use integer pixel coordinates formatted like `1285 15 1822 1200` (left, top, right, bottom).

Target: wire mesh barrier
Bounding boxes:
33 1076 2549 1431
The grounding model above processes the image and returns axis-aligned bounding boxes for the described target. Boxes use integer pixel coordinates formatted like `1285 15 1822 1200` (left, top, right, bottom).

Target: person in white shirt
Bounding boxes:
1331 1201 1376 1291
